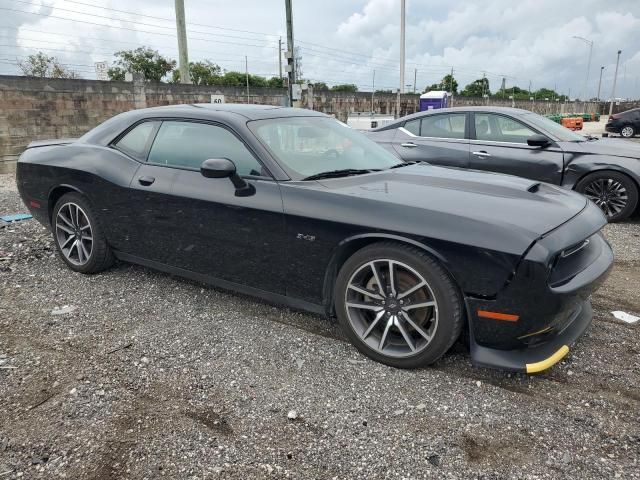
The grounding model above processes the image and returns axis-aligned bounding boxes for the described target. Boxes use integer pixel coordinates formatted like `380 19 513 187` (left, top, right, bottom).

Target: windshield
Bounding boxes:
521 112 586 142
249 116 402 180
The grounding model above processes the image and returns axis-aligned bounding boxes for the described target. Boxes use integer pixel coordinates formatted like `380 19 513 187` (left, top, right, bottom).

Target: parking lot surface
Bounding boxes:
1 171 639 479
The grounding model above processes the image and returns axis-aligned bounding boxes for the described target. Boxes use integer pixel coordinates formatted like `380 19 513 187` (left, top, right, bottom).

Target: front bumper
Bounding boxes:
465 202 613 373
605 122 620 133
469 300 592 373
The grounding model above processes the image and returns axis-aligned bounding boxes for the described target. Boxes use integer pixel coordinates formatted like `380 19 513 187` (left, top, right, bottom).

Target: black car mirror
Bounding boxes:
200 158 256 197
527 134 551 148
201 158 235 178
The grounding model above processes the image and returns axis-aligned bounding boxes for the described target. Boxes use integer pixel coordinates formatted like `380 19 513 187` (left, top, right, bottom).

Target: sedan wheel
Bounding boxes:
55 202 93 266
583 178 628 218
620 125 635 138
576 171 639 222
335 242 463 369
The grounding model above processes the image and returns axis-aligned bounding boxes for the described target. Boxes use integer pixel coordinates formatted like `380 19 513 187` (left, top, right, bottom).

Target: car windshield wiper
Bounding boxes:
388 160 425 169
302 168 378 181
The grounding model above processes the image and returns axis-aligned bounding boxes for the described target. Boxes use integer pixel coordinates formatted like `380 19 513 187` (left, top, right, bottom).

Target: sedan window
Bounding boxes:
147 121 266 176
403 119 421 135
475 114 536 144
419 114 466 139
114 121 159 160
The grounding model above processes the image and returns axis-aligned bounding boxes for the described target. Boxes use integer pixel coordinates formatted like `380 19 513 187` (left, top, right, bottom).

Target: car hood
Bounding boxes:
560 138 640 159
313 164 588 254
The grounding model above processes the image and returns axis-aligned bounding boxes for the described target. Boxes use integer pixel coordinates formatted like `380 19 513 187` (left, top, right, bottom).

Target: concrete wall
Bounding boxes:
1 74 638 173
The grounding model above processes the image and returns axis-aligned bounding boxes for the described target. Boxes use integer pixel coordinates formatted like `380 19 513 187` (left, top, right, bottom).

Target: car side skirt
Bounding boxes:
113 251 327 316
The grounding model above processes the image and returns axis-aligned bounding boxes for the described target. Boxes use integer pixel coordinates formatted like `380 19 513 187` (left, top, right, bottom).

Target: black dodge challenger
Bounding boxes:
16 104 613 373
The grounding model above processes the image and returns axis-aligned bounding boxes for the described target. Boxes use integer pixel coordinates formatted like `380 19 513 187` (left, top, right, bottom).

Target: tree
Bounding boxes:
311 81 329 91
17 52 80 79
330 83 358 93
170 60 222 85
108 47 175 82
460 78 490 97
266 76 284 88
424 74 458 94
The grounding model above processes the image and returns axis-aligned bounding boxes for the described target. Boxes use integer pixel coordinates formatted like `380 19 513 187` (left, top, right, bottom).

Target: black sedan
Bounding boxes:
606 107 640 138
368 106 640 221
17 104 613 373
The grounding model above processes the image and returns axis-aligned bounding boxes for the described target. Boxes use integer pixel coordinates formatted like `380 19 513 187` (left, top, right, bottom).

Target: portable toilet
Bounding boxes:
420 91 449 111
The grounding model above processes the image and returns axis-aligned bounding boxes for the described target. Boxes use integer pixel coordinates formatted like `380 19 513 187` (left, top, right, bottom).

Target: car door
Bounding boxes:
392 112 470 168
469 112 564 184
128 119 287 294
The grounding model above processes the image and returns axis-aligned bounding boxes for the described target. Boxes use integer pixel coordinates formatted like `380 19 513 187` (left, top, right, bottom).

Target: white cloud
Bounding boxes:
0 0 638 99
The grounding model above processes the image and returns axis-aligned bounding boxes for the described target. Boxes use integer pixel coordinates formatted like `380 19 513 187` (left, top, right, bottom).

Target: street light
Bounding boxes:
609 50 622 117
596 66 605 102
573 36 593 102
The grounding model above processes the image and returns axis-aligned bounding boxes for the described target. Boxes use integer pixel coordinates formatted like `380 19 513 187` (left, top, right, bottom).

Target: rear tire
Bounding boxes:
334 242 463 369
576 171 638 222
52 192 114 273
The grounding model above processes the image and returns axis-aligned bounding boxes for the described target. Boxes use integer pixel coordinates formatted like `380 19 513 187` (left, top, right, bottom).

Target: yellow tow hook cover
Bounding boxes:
525 345 570 374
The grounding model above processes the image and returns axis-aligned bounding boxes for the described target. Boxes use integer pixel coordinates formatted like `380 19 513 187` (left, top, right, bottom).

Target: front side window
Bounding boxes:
475 114 536 144
419 114 466 139
147 121 266 176
114 121 158 160
249 117 401 179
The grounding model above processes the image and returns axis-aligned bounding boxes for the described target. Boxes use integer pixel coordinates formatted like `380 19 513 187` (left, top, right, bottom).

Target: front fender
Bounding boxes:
562 154 640 189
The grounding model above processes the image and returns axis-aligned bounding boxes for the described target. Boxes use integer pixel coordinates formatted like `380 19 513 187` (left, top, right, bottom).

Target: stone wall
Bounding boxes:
1 74 638 173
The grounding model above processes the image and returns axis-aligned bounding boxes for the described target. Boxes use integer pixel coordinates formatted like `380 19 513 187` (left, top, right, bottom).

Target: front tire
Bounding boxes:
52 192 114 273
576 171 638 222
335 242 463 369
620 125 635 138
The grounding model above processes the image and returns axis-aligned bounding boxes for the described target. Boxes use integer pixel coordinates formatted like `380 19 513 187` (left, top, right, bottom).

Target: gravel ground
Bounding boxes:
1 172 639 480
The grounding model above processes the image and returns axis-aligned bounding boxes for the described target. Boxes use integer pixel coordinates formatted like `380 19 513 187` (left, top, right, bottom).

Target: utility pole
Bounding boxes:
278 37 283 81
285 0 295 107
371 70 375 113
245 56 249 104
413 68 417 94
174 0 191 84
572 36 593 102
449 67 454 107
597 66 605 114
609 50 622 116
399 0 405 94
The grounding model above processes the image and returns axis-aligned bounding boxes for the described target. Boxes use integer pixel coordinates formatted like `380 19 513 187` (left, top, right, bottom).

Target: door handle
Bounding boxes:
138 176 155 186
401 142 418 148
472 151 491 157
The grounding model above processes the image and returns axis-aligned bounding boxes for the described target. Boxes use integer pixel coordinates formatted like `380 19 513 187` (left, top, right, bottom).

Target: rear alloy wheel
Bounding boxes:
335 243 462 369
620 125 635 138
576 171 639 222
52 192 114 273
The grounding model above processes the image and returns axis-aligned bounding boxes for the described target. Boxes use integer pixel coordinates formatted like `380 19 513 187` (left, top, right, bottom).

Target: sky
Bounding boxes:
1 0 639 99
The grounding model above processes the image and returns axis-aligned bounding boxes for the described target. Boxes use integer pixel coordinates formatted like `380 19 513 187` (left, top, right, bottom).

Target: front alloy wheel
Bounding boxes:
335 243 463 369
345 259 438 357
583 178 628 219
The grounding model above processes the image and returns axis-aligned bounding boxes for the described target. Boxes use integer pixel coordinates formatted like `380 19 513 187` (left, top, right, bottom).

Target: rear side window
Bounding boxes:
420 114 466 139
403 119 421 135
147 121 266 176
114 121 158 160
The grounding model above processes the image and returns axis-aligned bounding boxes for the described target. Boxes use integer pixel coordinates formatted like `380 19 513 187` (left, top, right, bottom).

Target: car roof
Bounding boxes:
130 103 328 120
374 106 533 130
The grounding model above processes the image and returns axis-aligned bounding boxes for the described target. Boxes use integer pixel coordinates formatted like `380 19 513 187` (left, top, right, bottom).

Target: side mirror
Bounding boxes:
527 134 551 148
201 158 235 178
200 158 255 197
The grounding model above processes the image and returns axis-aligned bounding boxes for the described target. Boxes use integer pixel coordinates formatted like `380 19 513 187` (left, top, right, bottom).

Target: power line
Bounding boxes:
0 7 278 49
